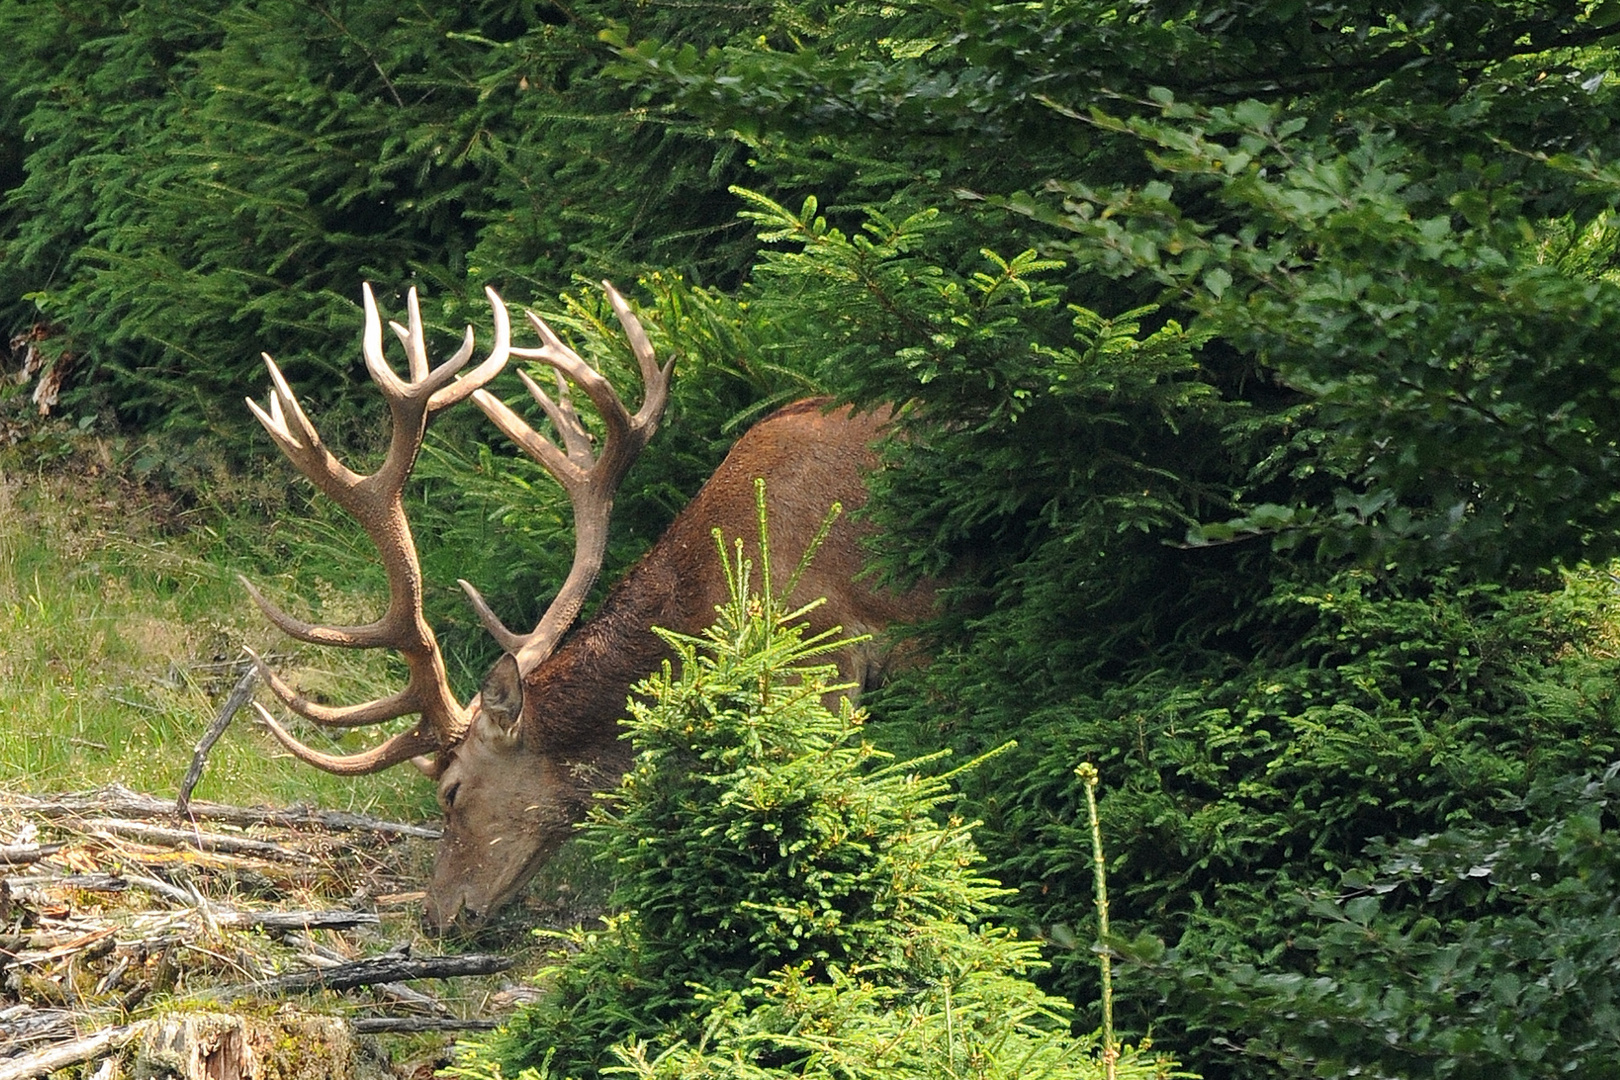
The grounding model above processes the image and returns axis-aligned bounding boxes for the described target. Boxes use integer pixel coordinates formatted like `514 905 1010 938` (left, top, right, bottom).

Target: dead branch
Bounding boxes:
223 951 512 997
0 784 440 839
351 1016 499 1034
0 844 62 866
175 663 259 817
84 818 315 863
3 874 130 895
286 932 449 1014
0 1022 139 1080
214 909 380 933
121 873 199 906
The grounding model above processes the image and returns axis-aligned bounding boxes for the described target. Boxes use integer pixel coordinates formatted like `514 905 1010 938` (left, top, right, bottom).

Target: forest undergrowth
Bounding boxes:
0 437 619 1076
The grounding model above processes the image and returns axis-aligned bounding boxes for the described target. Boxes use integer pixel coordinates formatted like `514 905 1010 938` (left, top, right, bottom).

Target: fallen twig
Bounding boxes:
175 663 258 817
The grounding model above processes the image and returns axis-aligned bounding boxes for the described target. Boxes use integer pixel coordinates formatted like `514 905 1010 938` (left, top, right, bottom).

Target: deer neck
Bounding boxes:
517 547 697 758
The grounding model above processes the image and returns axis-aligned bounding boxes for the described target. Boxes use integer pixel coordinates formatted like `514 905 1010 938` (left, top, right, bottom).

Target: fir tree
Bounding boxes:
450 496 1184 1079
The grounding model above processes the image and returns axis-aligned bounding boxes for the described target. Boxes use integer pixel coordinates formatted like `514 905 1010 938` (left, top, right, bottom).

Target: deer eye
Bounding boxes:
441 782 460 811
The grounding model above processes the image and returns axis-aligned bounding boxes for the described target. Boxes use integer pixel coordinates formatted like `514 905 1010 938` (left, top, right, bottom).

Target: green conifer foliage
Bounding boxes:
450 507 1185 1080
0 0 773 458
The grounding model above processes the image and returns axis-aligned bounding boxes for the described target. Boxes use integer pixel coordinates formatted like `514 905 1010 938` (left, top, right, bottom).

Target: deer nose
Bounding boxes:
423 889 495 935
422 890 466 933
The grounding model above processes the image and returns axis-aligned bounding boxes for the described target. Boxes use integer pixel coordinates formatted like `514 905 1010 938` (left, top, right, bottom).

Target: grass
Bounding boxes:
0 441 618 1072
0 453 436 822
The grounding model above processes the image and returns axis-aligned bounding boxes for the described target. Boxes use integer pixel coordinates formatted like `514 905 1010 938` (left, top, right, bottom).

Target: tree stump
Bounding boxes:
131 1012 390 1080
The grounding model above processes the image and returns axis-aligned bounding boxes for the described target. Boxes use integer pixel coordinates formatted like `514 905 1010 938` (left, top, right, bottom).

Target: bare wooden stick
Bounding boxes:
0 785 440 839
176 663 259 817
0 843 62 866
85 819 315 863
0 1022 140 1080
351 1016 499 1034
4 874 122 892
213 909 380 933
122 872 201 906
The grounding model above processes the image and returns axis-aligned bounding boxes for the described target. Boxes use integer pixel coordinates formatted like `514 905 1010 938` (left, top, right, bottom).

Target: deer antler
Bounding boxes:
460 282 673 676
241 284 512 774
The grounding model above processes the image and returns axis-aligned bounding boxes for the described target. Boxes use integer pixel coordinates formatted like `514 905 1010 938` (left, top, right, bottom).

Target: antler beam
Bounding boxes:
243 285 511 774
460 282 673 675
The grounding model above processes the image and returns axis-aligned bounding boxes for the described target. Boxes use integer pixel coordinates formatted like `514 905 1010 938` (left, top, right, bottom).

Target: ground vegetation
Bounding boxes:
7 3 1620 1078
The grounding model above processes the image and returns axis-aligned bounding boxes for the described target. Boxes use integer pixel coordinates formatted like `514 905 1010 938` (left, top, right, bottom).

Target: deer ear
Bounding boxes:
477 653 525 739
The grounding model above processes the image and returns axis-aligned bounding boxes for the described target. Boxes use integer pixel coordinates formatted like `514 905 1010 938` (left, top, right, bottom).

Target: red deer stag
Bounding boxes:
242 282 932 929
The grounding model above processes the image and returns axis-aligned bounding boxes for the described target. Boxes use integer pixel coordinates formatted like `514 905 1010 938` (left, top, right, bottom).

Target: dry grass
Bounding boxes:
0 465 432 817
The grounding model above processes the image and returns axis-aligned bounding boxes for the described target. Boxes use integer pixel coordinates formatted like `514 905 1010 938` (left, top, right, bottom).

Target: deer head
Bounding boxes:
242 281 670 929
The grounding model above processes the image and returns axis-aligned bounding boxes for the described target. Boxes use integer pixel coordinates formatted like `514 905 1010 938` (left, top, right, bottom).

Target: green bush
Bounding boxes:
1161 762 1620 1077
0 0 775 461
450 509 1187 1079
896 566 1620 1079
660 186 1620 1079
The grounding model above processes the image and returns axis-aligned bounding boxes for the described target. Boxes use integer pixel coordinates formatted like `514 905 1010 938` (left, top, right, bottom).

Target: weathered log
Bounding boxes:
138 1014 251 1080
351 1015 500 1034
0 1022 138 1080
4 873 129 894
0 1006 74 1048
133 1012 393 1080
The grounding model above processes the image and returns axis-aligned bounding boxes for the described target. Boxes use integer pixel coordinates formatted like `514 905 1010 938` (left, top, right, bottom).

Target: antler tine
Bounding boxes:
252 704 440 776
240 574 398 651
246 354 362 507
395 286 430 383
457 576 526 657
429 288 513 411
603 280 673 431
242 645 418 727
242 283 515 773
468 282 673 675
